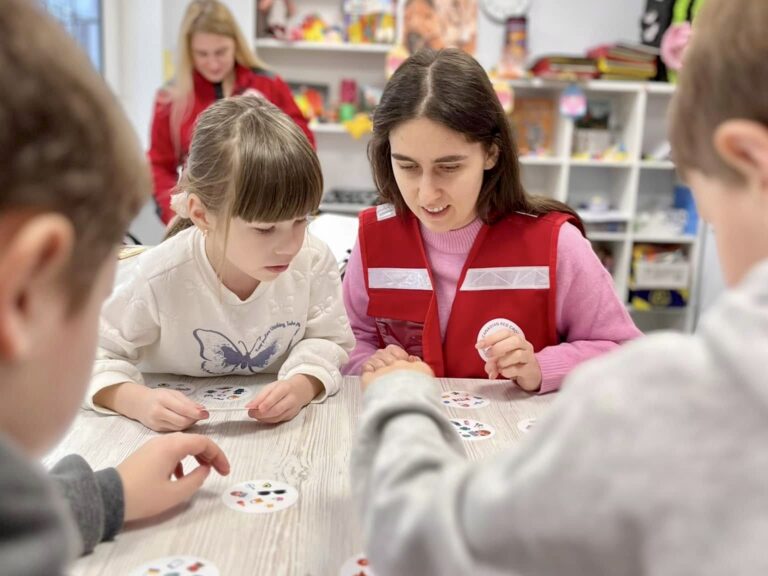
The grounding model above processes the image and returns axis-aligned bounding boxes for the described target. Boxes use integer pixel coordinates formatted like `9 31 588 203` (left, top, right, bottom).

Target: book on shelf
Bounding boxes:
587 43 658 80
529 55 599 80
588 42 659 62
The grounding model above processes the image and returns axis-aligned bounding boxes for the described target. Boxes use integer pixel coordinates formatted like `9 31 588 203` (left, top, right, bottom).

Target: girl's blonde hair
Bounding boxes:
170 0 268 153
166 97 323 249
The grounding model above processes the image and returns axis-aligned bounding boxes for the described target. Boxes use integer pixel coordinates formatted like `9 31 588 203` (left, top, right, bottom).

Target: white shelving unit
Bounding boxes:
254 0 396 200
254 5 699 334
511 80 700 333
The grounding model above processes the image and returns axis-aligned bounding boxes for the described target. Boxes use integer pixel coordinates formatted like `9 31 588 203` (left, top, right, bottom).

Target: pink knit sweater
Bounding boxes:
342 219 642 393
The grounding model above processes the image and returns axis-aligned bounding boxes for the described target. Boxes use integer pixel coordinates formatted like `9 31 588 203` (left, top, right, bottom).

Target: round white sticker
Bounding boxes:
517 417 537 434
477 318 525 361
339 553 377 576
129 556 219 576
195 384 254 405
149 381 197 396
440 390 490 409
221 480 299 514
449 418 496 441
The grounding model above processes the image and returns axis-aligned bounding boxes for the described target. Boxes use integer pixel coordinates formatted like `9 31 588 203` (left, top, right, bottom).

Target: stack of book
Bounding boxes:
587 43 659 81
529 55 599 81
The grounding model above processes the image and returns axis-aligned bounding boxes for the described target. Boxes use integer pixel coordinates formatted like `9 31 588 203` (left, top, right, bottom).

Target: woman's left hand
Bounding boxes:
476 330 542 392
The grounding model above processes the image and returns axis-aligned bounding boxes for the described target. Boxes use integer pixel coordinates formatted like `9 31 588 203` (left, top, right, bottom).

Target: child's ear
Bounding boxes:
714 120 768 187
0 214 74 360
485 143 500 170
188 193 215 233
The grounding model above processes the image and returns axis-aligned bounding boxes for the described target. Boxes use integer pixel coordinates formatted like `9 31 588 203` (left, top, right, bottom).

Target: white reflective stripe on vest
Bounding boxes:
460 266 550 291
368 268 433 290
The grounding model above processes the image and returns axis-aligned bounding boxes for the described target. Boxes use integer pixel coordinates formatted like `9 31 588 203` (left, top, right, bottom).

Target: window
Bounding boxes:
42 0 103 72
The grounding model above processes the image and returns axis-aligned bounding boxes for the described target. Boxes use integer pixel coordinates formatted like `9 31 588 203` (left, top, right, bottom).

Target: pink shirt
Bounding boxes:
342 218 642 393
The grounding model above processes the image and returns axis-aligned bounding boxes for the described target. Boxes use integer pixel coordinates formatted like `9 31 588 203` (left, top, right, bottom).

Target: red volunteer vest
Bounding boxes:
359 204 579 378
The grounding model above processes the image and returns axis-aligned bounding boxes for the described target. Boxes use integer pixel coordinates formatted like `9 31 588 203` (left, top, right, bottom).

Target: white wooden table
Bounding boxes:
47 375 556 576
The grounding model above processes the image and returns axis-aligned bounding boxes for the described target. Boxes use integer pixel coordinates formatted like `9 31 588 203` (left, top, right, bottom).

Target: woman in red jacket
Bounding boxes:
149 0 314 223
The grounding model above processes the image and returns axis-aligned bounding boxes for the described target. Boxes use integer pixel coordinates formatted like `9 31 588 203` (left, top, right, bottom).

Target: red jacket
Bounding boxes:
148 64 315 223
359 205 579 378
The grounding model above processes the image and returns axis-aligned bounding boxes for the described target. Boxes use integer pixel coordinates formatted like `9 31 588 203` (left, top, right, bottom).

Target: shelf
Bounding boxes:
588 232 627 242
519 156 563 166
578 211 632 223
570 159 633 168
640 160 675 170
508 78 644 93
645 83 676 95
311 123 348 134
507 79 674 94
627 304 688 314
255 38 393 53
632 234 696 244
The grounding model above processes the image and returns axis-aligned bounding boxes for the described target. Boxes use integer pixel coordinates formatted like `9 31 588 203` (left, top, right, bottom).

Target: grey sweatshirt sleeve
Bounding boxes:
352 369 651 576
50 455 124 555
0 438 81 576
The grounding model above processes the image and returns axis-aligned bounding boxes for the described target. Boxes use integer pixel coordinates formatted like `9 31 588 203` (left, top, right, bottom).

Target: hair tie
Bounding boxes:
170 191 191 218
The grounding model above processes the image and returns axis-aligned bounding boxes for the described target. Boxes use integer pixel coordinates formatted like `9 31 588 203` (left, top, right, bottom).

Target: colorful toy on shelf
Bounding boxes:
288 81 329 122
343 0 397 44
344 113 374 139
257 0 296 38
340 78 358 104
292 14 328 42
498 17 528 79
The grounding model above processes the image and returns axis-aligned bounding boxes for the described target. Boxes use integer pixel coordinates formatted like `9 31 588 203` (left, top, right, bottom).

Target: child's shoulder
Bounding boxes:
116 228 197 281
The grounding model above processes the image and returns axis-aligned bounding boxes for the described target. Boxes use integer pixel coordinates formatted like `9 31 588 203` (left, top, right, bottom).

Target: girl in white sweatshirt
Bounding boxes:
89 97 354 431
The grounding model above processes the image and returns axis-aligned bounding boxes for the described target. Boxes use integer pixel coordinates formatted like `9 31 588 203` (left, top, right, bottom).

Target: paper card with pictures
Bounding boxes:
441 390 490 409
339 553 377 576
194 384 255 411
148 381 198 397
449 418 496 441
129 555 219 576
222 480 299 514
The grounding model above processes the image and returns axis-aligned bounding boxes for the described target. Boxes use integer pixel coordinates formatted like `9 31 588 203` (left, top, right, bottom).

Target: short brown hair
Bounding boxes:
0 0 148 310
369 49 581 226
669 0 768 182
166 96 322 240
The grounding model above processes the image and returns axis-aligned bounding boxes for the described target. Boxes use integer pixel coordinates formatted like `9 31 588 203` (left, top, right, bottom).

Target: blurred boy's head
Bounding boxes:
0 0 148 453
669 0 768 286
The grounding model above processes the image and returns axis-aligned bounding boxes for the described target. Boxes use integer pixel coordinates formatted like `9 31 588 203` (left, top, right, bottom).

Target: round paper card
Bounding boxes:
221 480 298 514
